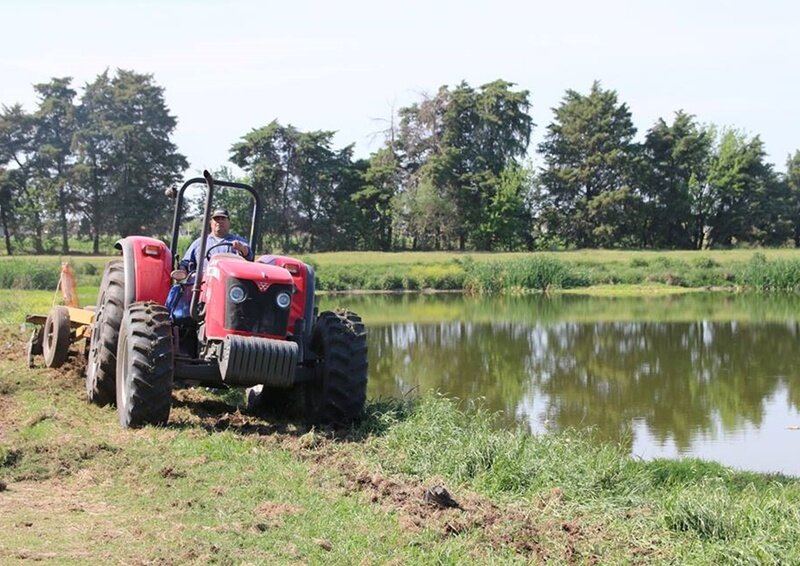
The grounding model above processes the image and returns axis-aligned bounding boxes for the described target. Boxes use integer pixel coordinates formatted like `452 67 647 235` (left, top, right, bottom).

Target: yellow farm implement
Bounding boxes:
25 263 95 368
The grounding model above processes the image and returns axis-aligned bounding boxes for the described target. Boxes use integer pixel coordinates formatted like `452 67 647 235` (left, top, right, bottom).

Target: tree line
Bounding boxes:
2 70 799 255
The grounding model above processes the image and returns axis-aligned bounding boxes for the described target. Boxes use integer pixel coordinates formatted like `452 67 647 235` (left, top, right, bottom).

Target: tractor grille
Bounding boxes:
225 277 291 336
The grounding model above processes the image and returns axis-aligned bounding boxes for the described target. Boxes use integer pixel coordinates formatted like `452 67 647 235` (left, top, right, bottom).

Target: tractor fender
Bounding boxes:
256 255 315 341
115 237 172 307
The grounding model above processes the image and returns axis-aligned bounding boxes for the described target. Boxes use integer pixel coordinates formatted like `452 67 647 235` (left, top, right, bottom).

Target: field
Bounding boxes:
4 249 800 294
1 319 800 562
2 250 800 562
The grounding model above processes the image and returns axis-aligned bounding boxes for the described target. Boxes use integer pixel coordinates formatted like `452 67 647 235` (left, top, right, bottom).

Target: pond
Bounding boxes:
319 292 800 476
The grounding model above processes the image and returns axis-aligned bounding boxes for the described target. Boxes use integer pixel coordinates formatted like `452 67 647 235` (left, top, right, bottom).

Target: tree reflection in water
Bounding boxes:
324 292 800 471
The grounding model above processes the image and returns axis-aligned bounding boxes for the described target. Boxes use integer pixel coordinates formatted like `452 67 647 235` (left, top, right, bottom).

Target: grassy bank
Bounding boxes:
3 249 800 294
0 330 797 563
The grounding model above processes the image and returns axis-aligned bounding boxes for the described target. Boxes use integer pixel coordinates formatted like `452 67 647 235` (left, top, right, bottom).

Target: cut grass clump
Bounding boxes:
663 482 740 541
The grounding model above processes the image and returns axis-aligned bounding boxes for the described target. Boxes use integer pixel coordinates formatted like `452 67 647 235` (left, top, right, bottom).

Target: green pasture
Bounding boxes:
1 352 798 564
3 249 800 294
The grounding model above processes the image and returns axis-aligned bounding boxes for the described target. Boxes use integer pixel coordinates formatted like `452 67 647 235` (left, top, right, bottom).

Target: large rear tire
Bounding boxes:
42 306 71 368
85 260 124 406
306 309 368 424
116 302 174 428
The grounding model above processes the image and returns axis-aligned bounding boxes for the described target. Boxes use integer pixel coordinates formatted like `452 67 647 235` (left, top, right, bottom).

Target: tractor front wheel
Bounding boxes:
86 260 125 406
116 302 174 428
306 309 368 424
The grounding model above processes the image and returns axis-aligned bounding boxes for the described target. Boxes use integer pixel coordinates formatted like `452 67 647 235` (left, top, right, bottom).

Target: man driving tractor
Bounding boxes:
179 208 254 272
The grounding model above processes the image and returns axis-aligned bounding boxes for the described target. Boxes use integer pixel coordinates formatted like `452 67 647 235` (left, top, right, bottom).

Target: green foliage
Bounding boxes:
642 111 713 249
0 260 60 289
396 80 533 250
0 70 186 256
663 482 740 541
463 256 580 293
376 394 634 497
372 394 800 563
739 253 800 291
538 81 640 248
230 121 360 254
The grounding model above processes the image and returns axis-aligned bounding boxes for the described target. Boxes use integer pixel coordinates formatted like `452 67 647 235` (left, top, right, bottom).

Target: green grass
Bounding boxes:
1 349 798 564
3 249 800 294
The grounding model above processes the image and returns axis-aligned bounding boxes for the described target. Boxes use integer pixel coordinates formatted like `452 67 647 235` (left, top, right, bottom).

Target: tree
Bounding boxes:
230 121 356 252
0 168 15 254
787 151 800 246
73 71 115 254
351 147 399 250
538 81 640 248
474 163 533 251
30 77 78 253
396 80 532 250
73 70 186 241
0 104 43 252
705 130 785 246
642 111 713 248
230 121 296 251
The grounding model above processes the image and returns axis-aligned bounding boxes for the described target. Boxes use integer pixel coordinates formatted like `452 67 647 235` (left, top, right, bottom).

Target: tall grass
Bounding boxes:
738 253 800 291
462 255 588 293
3 250 800 294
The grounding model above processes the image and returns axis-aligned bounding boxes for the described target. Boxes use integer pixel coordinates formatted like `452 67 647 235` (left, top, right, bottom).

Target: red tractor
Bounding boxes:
84 171 368 428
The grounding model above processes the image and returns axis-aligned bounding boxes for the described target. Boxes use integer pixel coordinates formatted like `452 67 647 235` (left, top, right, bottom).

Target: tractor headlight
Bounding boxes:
228 285 247 304
276 292 291 309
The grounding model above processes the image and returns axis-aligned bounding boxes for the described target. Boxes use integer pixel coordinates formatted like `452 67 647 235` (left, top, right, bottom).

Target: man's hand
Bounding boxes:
231 240 249 257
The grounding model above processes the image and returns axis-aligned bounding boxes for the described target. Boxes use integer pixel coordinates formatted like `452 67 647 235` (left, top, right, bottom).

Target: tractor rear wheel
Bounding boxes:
306 309 368 424
42 306 71 368
86 260 124 406
116 302 174 428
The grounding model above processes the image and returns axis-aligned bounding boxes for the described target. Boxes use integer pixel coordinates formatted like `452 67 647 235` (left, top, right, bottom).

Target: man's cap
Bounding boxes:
211 208 229 219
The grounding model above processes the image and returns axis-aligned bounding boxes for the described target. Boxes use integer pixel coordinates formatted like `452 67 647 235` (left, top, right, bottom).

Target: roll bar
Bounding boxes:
167 170 262 321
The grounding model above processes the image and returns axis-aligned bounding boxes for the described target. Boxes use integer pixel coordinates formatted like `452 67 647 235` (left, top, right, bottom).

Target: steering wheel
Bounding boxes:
205 241 243 260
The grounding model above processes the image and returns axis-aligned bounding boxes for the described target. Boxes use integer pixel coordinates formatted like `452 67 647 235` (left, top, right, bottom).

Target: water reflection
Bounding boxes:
321 293 800 475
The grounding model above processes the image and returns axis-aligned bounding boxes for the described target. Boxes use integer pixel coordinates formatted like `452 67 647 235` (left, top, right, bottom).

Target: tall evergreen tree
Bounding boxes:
705 130 783 246
104 70 187 236
73 71 116 253
31 77 78 253
786 151 800 246
642 111 713 248
538 81 640 248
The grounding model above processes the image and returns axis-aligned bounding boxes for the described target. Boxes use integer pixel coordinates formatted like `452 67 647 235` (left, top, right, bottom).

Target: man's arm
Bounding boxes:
179 238 200 271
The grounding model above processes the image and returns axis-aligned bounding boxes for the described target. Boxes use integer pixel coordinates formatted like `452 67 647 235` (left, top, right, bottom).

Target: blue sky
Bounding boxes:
2 0 798 173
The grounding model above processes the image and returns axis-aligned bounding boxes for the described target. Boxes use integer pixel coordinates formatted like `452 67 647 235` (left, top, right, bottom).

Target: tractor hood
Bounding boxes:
201 257 296 340
205 257 294 287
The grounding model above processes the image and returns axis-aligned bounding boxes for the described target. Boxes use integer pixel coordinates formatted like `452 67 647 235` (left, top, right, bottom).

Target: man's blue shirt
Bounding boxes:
180 233 254 271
